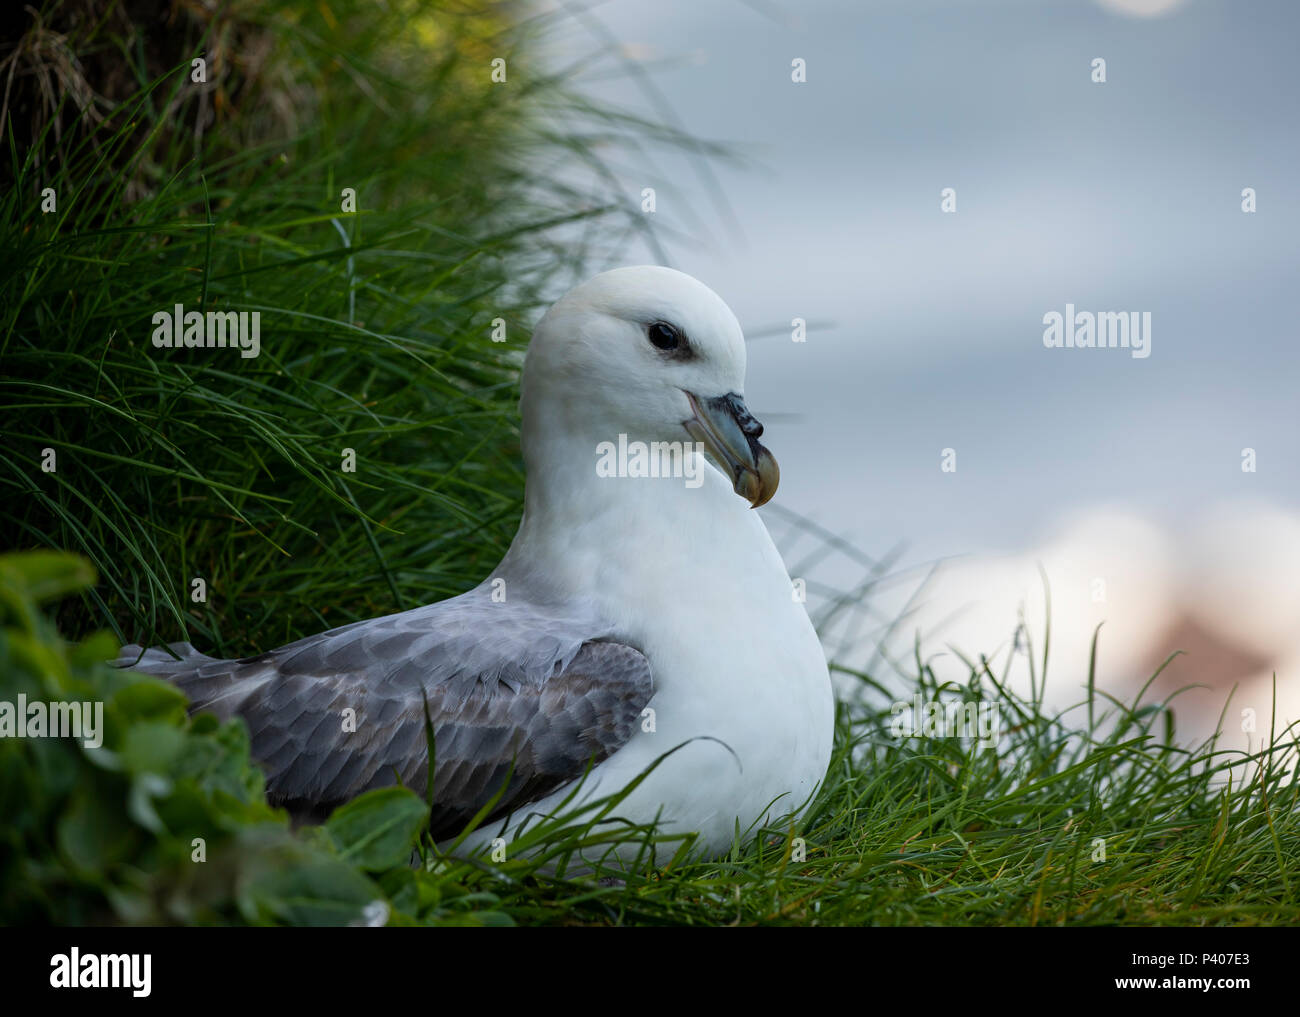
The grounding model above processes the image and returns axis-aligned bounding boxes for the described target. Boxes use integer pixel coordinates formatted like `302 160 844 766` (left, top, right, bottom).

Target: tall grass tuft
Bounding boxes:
0 0 682 652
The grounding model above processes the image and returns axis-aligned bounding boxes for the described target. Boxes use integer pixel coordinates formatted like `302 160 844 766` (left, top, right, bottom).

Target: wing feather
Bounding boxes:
118 587 653 837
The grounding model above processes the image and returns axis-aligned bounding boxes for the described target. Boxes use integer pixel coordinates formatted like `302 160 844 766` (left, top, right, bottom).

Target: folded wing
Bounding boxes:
119 587 653 837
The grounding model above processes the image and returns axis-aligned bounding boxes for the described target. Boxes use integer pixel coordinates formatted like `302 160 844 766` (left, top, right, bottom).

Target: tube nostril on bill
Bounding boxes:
723 393 764 438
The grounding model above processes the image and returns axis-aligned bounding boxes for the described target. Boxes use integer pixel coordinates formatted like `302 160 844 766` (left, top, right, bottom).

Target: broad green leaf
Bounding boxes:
324 786 428 870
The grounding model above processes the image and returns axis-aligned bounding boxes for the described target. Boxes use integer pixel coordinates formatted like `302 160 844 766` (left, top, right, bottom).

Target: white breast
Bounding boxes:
459 461 834 864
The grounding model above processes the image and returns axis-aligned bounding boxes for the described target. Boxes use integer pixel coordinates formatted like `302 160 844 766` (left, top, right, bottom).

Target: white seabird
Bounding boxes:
120 266 835 865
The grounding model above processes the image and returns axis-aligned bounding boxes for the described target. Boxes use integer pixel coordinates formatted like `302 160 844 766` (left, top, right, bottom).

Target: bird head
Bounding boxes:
522 265 779 508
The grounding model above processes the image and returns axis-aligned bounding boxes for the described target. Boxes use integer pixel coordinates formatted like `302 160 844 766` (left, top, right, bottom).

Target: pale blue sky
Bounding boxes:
548 0 1299 572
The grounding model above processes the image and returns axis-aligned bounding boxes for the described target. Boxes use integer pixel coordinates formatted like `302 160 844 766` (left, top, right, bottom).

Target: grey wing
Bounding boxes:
120 589 653 838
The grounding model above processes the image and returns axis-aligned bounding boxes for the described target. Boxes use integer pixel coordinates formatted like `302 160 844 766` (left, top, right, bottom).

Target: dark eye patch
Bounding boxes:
646 320 692 358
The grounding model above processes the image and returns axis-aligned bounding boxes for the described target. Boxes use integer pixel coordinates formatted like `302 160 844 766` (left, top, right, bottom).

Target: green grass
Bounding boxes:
1 0 1297 926
0 0 691 651
4 547 1298 925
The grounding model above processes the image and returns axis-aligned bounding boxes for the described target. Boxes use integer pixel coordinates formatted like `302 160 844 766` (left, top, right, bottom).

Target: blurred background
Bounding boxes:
541 0 1300 748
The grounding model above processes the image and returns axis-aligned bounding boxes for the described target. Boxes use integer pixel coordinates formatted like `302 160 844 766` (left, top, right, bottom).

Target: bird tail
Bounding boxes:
115 642 235 713
115 641 214 676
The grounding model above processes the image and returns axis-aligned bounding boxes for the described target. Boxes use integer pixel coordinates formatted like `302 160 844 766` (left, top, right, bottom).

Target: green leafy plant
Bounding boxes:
0 550 427 925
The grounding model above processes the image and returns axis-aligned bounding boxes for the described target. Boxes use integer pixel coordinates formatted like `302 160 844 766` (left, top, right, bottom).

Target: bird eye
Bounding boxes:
647 321 681 351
